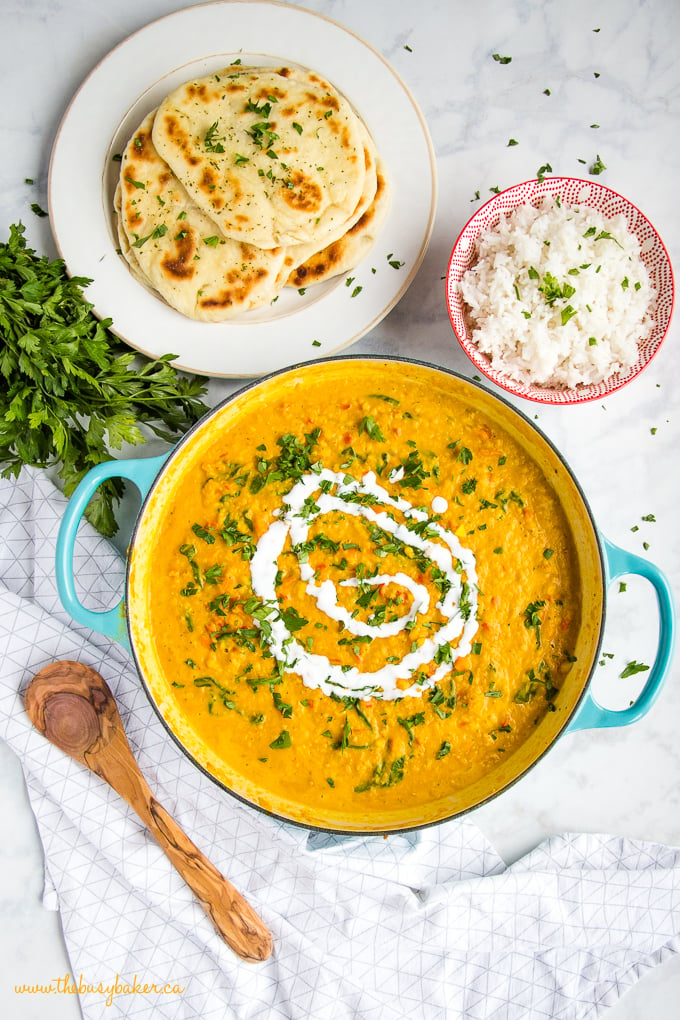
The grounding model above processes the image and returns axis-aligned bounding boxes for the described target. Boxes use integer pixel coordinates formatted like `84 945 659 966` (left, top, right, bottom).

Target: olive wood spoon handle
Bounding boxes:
24 660 272 962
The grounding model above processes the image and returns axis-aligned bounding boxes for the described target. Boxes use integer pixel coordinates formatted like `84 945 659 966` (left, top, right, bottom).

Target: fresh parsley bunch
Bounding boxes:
0 223 209 536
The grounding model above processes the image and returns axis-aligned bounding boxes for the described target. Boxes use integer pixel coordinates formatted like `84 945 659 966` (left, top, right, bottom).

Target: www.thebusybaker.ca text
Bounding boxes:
15 972 186 1008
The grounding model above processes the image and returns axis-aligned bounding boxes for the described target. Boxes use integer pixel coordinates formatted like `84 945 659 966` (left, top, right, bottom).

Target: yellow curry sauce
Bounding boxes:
136 362 583 826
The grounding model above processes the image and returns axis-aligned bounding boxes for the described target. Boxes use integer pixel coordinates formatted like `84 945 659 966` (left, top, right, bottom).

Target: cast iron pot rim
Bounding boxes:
124 354 607 837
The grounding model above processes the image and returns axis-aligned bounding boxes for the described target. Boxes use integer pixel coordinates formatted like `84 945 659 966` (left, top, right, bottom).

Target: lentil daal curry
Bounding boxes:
129 361 586 829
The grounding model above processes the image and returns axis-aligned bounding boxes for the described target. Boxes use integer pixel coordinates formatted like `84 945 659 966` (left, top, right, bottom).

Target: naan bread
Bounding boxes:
113 66 390 322
116 111 287 321
282 119 378 277
151 66 367 250
286 159 391 288
114 182 152 290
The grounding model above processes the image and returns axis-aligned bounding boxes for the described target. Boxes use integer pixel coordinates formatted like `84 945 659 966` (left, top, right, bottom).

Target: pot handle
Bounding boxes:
55 455 168 648
567 535 676 731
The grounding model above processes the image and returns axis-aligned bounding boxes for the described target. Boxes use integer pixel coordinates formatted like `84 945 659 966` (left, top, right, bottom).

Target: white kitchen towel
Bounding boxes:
1 467 679 1020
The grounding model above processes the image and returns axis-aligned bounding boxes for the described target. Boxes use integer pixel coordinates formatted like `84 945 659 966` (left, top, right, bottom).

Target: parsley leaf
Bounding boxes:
0 223 208 536
620 660 650 679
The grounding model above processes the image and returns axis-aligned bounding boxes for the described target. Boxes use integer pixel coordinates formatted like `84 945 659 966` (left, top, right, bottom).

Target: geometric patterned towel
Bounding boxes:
2 468 679 1019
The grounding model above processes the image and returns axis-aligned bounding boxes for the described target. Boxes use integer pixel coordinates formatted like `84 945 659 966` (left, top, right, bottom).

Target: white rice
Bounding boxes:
459 196 657 389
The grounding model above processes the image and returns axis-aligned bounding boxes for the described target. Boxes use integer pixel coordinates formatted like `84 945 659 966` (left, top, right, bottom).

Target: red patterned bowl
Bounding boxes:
446 177 674 404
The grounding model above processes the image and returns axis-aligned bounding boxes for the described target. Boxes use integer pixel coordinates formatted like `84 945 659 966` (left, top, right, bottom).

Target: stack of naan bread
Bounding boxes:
114 65 389 321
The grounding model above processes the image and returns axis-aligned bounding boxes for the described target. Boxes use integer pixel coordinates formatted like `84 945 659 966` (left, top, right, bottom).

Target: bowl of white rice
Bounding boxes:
446 177 674 404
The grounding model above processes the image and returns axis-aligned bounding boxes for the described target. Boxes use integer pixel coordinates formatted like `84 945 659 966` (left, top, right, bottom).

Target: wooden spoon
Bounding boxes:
24 660 272 962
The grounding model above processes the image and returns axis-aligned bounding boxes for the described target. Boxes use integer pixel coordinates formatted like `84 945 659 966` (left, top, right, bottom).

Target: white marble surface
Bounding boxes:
1 0 679 1016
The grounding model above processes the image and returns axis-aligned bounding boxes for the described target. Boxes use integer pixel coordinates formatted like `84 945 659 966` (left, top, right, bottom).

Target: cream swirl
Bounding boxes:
250 469 478 701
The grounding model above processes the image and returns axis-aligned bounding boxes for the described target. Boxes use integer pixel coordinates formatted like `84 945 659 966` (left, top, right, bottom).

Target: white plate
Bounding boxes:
48 1 437 378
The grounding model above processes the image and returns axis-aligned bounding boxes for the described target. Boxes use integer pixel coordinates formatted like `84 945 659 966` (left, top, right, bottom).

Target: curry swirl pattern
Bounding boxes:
250 467 479 701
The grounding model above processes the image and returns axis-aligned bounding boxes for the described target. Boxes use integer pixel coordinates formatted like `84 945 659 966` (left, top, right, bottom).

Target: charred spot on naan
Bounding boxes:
195 246 283 314
224 80 248 94
185 81 210 100
289 240 344 285
122 163 147 198
161 231 197 281
160 113 180 139
198 166 220 198
286 161 390 289
303 89 341 119
321 94 340 113
252 83 288 103
158 114 203 168
127 128 155 163
219 172 245 205
198 260 275 313
282 171 323 212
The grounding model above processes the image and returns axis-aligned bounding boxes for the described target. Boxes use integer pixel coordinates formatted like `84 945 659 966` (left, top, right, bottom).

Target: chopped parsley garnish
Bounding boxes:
269 730 292 749
132 223 168 248
484 681 503 698
192 675 237 711
397 712 425 744
354 756 405 792
192 522 215 544
272 691 293 718
539 272 576 307
523 600 546 647
359 415 385 442
244 98 280 156
620 660 650 678
369 393 399 404
589 153 607 175
397 448 430 489
250 428 322 494
204 121 226 153
280 606 309 633
218 513 256 560
514 661 558 704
